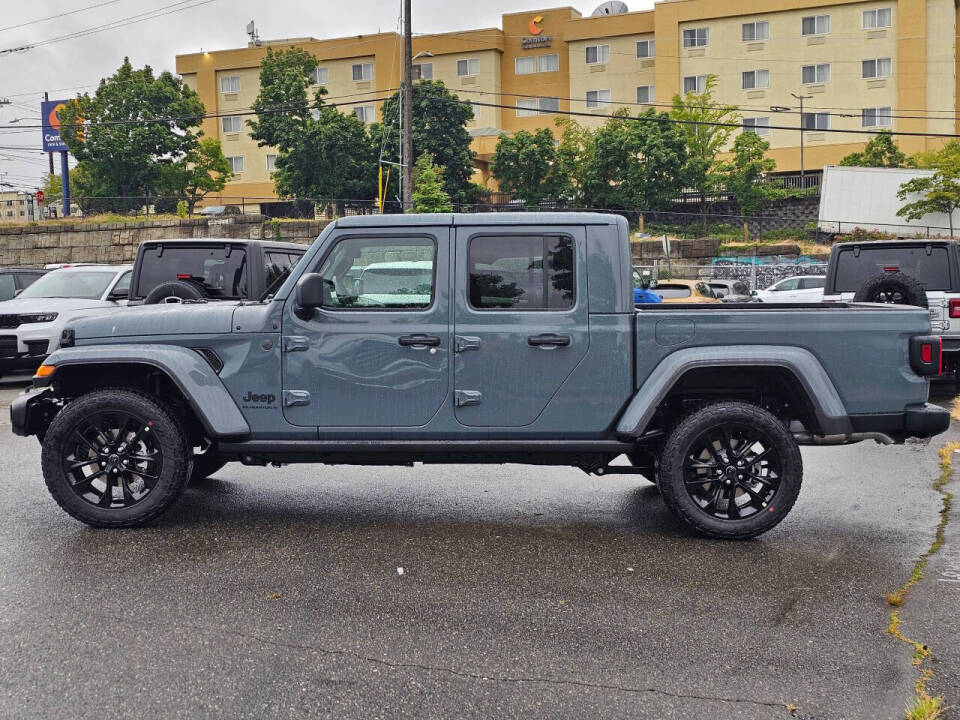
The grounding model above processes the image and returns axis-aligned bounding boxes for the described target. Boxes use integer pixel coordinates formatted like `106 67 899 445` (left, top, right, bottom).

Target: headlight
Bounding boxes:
19 313 58 323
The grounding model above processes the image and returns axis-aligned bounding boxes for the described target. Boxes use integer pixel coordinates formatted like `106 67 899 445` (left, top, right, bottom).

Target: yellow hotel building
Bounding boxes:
176 0 959 209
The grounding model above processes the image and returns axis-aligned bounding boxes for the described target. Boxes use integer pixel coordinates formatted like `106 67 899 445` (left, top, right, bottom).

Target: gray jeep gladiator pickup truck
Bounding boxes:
11 213 950 539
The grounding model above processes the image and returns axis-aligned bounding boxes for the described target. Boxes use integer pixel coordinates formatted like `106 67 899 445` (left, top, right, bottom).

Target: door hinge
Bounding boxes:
284 336 310 352
283 390 311 407
455 390 483 407
455 335 481 353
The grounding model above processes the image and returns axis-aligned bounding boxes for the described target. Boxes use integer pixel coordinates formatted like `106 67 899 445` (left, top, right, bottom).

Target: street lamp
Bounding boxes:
791 92 813 179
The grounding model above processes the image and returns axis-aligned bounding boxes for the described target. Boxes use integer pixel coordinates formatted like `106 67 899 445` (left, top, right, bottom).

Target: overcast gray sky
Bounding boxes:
0 0 656 193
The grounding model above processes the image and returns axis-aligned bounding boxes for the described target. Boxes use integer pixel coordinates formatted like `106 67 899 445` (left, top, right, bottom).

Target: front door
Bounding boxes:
453 226 588 427
282 229 450 428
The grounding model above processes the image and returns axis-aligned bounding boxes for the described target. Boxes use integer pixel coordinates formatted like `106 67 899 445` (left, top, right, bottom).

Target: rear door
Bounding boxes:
452 225 588 427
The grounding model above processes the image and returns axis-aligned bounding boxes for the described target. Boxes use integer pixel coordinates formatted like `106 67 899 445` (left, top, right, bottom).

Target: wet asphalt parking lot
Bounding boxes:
0 375 958 720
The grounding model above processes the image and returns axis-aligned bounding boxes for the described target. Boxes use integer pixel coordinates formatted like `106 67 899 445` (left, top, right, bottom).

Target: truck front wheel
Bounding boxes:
40 388 191 528
658 401 802 540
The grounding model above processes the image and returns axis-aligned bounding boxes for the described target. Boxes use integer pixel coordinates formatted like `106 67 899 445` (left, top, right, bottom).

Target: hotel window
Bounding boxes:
516 98 538 117
412 62 433 80
221 115 243 133
741 69 770 90
682 28 709 48
351 62 374 81
585 44 610 64
743 117 771 136
801 15 830 36
227 156 244 173
538 97 559 114
457 58 480 76
313 67 329 85
862 57 892 78
683 75 707 94
802 63 830 84
801 112 830 130
219 75 240 93
636 86 655 104
266 154 277 172
354 105 376 124
539 54 559 72
636 39 655 58
862 107 892 127
585 89 611 108
515 56 537 75
741 21 769 42
863 8 892 28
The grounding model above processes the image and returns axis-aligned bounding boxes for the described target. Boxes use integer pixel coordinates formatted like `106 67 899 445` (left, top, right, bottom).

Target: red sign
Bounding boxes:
36 190 44 204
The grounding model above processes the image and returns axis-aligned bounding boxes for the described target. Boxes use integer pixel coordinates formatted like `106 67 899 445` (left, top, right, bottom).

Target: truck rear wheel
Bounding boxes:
658 401 802 540
40 388 191 528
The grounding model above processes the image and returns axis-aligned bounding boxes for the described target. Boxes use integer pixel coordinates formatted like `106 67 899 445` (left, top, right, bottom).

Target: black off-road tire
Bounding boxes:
658 401 803 540
189 454 227 484
144 280 207 305
853 271 928 309
41 388 191 528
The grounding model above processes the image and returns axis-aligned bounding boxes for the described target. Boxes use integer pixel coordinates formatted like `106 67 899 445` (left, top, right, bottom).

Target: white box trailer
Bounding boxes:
818 165 958 237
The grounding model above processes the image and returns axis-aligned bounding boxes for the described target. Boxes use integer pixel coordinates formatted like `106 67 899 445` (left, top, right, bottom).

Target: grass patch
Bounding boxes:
884 439 958 719
951 397 960 423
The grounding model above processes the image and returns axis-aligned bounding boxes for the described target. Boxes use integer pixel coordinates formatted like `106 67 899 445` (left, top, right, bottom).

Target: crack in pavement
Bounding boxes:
179 621 797 714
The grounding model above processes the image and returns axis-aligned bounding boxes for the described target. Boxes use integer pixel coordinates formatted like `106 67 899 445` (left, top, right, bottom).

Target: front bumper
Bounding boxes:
0 332 50 373
10 386 55 437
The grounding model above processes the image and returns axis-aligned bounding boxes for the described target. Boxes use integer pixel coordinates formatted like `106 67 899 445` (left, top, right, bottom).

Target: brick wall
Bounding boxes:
0 216 331 268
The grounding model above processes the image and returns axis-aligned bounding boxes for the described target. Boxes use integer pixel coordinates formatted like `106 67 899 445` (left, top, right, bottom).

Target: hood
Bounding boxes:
0 297 115 315
70 302 239 341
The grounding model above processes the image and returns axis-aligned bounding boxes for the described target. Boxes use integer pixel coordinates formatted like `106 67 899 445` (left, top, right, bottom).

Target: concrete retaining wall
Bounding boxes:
0 217 330 268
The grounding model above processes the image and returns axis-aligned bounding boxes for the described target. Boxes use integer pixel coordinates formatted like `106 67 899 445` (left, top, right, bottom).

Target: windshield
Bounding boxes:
0 274 15 302
17 270 117 300
134 246 248 300
657 284 693 299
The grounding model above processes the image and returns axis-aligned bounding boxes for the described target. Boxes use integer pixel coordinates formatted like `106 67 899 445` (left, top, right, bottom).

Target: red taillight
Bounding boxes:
910 335 943 376
176 273 191 280
949 299 960 318
922 344 932 364
938 336 943 375
883 266 900 272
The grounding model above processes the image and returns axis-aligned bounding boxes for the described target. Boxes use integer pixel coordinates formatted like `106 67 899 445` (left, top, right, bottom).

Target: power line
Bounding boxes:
0 0 127 33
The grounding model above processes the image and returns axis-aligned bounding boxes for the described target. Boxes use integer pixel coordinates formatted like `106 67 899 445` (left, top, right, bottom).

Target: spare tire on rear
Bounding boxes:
852 271 928 309
144 280 207 305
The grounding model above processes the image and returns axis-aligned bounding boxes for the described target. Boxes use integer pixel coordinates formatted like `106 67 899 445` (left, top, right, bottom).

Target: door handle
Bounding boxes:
398 334 441 347
527 333 571 348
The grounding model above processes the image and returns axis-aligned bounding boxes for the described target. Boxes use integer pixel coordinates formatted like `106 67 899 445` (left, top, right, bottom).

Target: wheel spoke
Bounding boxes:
120 476 135 504
739 482 768 508
67 457 99 472
727 486 741 518
72 469 106 492
98 476 115 506
685 476 719 487
71 431 100 458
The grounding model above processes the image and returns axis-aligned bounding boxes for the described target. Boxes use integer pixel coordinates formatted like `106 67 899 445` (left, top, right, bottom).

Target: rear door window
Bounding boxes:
799 277 825 290
134 245 248 300
834 246 951 292
468 235 575 310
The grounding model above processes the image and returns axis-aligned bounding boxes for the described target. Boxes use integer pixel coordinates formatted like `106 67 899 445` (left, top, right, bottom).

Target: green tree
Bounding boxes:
491 128 568 208
587 109 688 212
412 153 453 213
249 47 377 206
897 141 960 236
41 172 77 207
553 117 596 207
839 130 906 168
721 131 776 217
670 74 740 230
375 80 476 202
157 138 233 214
58 58 205 211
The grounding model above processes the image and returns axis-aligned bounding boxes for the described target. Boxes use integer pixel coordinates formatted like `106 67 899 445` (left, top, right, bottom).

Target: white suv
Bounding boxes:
755 275 826 303
0 265 131 377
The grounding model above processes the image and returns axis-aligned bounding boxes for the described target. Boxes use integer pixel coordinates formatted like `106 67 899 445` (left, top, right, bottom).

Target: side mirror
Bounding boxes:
296 273 332 311
109 287 129 301
13 288 22 297
715 292 725 298
649 280 658 289
751 290 758 296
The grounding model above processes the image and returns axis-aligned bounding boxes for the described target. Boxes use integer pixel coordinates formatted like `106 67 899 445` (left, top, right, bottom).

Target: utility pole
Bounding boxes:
791 92 812 180
401 0 413 211
44 92 53 176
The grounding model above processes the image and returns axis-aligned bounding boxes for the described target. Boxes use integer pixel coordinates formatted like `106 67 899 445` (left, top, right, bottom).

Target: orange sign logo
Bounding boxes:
528 15 544 35
47 102 68 131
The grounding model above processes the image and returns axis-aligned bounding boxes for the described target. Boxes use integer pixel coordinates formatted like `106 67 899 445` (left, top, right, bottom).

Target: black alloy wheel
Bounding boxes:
63 412 163 509
41 388 191 527
658 401 803 539
682 423 781 521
